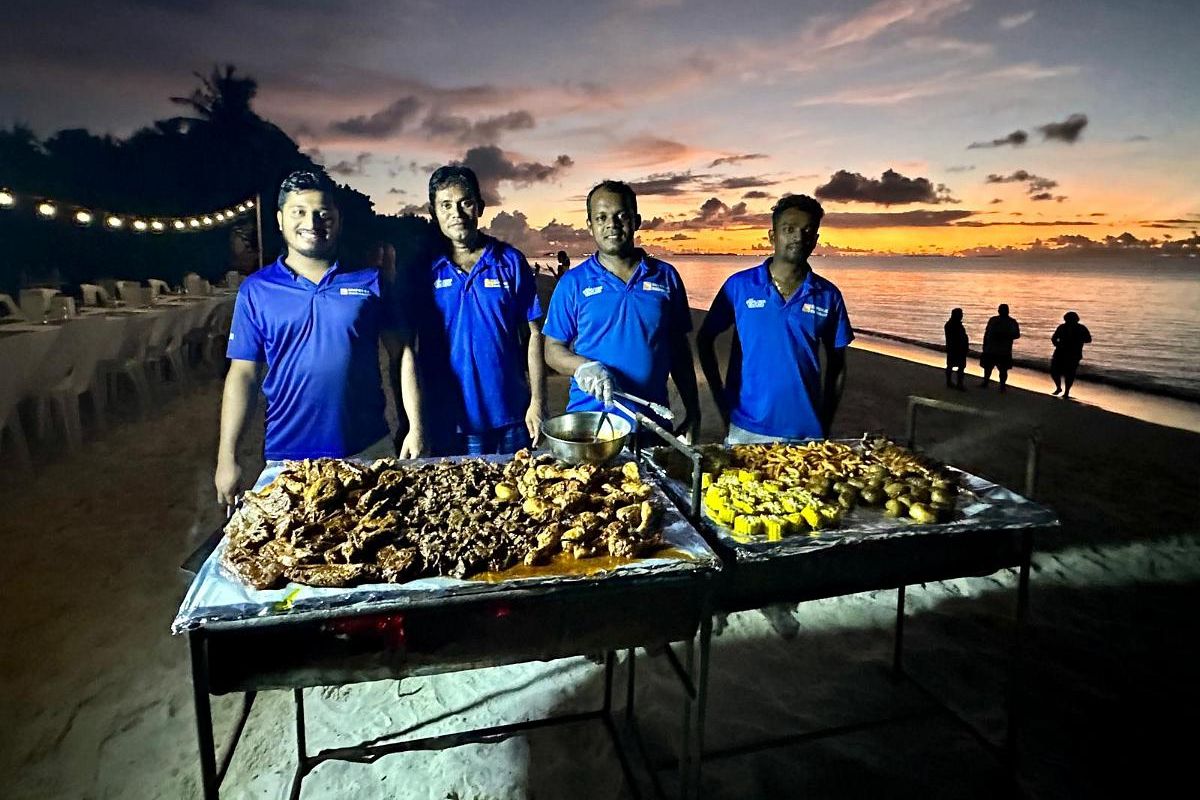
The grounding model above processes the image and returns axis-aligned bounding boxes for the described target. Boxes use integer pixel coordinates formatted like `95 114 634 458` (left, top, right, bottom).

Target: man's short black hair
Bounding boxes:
277 169 339 209
428 165 484 213
771 193 825 230
586 180 638 219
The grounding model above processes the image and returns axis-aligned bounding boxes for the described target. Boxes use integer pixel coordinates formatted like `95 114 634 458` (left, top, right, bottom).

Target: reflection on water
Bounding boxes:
673 255 1200 399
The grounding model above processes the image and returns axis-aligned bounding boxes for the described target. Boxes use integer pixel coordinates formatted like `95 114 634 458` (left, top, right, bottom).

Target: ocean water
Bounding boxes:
670 254 1200 401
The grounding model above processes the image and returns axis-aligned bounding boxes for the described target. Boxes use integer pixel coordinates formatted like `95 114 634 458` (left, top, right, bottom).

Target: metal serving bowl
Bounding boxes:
540 411 632 464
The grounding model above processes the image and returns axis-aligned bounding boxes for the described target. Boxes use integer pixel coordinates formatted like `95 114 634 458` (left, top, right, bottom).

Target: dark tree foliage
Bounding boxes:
0 65 439 298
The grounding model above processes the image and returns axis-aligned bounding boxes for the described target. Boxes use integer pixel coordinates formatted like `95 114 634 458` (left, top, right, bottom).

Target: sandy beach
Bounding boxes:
2 300 1198 799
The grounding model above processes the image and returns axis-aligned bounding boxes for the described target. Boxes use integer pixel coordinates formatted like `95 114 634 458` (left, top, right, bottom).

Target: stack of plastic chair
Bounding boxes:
48 296 76 320
147 278 171 297
105 312 156 418
98 278 119 299
0 293 26 320
19 288 58 321
224 270 245 290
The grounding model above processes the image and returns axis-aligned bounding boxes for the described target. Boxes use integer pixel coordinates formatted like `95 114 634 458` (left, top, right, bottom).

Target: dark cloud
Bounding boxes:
814 169 958 205
457 145 573 205
419 109 534 146
1037 113 1088 143
395 203 429 216
709 153 767 168
952 219 1097 227
967 129 1027 149
330 96 421 137
742 190 771 199
639 197 761 231
985 170 1058 193
641 217 666 230
326 152 371 176
1029 192 1054 201
387 187 406 195
1125 134 1151 142
484 209 592 255
712 176 777 190
945 165 975 173
668 233 695 241
1138 217 1200 227
1040 232 1200 252
989 198 1003 204
824 210 975 228
1089 212 1106 216
627 172 710 197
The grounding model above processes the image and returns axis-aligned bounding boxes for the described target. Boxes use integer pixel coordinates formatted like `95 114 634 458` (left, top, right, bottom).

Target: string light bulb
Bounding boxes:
0 190 14 208
38 201 57 218
74 210 93 225
235 203 246 212
133 219 148 232
150 220 165 232
202 216 213 226
245 199 255 208
188 218 200 228
107 216 123 228
173 220 186 230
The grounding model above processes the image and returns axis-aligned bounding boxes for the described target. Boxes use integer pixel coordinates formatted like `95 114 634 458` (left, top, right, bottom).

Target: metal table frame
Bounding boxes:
184 427 717 800
649 396 1054 790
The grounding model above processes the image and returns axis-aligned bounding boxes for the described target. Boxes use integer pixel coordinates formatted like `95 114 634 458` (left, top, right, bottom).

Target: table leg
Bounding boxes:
690 613 713 800
626 647 637 722
678 634 696 799
1005 531 1034 766
289 688 308 800
893 585 907 676
189 630 220 800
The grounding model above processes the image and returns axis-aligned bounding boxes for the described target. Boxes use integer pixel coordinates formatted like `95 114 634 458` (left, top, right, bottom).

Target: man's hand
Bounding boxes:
573 360 614 404
525 400 545 445
214 458 244 506
398 427 425 459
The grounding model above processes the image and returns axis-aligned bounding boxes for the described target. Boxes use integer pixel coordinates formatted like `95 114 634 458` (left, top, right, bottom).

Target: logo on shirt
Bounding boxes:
642 281 668 294
745 299 767 309
801 302 829 317
339 287 371 297
483 278 510 289
582 286 604 297
434 278 453 290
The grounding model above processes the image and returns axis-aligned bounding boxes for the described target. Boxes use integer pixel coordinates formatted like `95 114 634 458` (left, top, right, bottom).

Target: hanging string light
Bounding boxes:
0 189 258 234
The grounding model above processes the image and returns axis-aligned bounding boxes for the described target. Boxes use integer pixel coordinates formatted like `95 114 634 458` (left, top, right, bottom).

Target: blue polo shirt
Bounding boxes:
227 258 402 460
417 236 543 434
699 261 853 440
543 252 692 423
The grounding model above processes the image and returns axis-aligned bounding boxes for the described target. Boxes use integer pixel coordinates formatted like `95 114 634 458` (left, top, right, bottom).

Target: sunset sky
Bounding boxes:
3 0 1198 255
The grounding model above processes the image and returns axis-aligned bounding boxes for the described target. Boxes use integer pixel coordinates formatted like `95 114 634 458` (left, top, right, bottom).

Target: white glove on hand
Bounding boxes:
573 360 614 404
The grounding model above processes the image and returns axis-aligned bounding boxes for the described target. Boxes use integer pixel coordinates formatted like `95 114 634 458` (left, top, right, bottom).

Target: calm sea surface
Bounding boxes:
669 254 1200 399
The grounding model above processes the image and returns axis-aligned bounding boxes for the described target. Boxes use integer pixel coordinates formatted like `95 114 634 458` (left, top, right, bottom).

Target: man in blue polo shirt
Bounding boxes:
543 180 700 439
214 170 423 503
418 165 546 455
697 194 853 444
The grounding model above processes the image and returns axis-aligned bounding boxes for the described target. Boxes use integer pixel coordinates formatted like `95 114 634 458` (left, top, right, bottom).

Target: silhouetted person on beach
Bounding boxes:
944 307 968 390
979 303 1020 391
555 250 569 278
1051 311 1092 399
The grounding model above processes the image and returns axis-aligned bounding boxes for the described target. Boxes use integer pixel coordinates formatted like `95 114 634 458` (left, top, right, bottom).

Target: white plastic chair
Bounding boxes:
224 270 245 290
24 316 110 453
19 288 58 321
114 281 142 302
147 278 171 297
0 330 60 467
0 293 25 320
79 284 109 307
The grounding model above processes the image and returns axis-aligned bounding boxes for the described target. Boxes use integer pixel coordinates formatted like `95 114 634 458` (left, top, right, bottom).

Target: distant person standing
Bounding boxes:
1051 311 1092 398
555 250 570 278
979 303 1020 391
944 307 968 390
